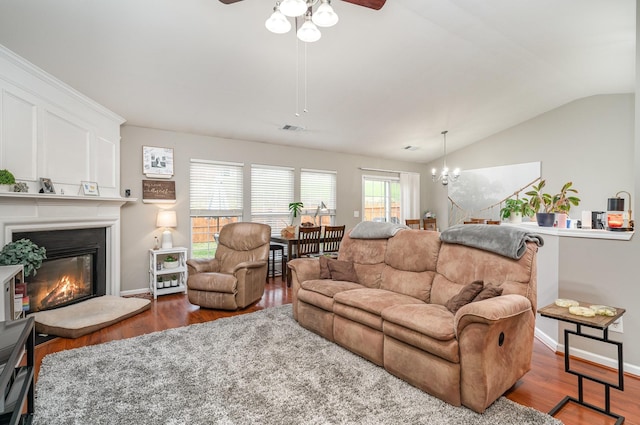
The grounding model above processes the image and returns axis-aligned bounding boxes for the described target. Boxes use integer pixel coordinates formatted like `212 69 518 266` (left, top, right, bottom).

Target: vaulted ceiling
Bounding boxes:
0 0 634 162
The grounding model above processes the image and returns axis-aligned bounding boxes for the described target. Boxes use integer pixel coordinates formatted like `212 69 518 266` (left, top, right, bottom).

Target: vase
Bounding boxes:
0 184 12 192
164 261 179 269
555 213 567 229
536 212 555 227
509 212 523 224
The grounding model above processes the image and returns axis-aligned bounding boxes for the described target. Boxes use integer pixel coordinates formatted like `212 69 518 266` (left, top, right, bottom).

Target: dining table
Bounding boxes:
270 234 327 286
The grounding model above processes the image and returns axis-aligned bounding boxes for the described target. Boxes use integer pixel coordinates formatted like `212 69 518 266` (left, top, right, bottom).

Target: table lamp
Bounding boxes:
156 210 177 249
314 201 328 226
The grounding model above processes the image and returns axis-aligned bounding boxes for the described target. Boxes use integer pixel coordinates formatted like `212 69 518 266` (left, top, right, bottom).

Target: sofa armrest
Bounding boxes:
454 294 532 336
454 293 536 413
186 258 220 274
232 260 267 273
287 258 321 284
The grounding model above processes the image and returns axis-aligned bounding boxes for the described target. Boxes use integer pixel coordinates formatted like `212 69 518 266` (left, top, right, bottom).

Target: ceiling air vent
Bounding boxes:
281 124 306 132
403 145 419 151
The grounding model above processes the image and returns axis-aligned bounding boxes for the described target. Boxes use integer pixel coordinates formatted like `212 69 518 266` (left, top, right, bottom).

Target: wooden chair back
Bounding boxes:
322 225 345 254
297 226 321 257
486 220 501 225
405 219 421 229
423 218 437 231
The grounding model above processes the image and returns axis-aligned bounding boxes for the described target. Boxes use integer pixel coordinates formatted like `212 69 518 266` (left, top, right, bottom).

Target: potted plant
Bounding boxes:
500 197 535 223
526 180 580 227
0 169 16 192
0 238 47 277
282 201 303 238
157 276 164 289
163 255 179 269
170 274 178 286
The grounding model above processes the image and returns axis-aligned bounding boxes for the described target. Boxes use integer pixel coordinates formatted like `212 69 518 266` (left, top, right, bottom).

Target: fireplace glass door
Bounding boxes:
27 254 93 313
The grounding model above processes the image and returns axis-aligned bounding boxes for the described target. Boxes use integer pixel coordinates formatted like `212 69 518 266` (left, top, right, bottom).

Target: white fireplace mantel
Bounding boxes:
0 194 137 298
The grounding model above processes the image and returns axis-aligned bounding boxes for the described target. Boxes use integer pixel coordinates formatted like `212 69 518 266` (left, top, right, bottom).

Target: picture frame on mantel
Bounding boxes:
142 179 176 204
80 181 100 196
142 146 174 179
39 177 55 194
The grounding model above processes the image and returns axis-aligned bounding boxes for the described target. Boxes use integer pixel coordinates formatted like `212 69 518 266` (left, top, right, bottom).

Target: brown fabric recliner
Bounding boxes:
186 222 270 310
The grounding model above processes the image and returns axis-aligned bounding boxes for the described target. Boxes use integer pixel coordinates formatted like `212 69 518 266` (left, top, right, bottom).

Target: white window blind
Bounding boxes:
300 169 337 211
251 164 294 234
190 159 243 216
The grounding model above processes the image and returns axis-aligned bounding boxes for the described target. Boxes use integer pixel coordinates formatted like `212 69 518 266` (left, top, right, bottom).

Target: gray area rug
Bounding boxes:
35 305 562 425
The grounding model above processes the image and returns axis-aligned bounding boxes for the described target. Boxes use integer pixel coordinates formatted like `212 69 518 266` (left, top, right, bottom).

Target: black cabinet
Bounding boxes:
0 317 34 425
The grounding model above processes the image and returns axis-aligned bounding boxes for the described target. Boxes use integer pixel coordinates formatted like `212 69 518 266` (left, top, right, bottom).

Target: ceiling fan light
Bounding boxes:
312 0 339 27
279 0 307 17
297 15 321 42
265 8 291 34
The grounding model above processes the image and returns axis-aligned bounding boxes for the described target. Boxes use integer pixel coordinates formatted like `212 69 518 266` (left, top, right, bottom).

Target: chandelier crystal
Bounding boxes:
431 130 460 186
266 0 338 42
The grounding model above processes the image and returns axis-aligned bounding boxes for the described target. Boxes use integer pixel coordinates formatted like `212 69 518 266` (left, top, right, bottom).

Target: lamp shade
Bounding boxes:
156 210 177 228
312 0 339 27
297 15 321 42
265 8 291 34
279 0 307 17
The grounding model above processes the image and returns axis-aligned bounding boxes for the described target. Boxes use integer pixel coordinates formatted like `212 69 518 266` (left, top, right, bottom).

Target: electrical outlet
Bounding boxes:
610 317 623 333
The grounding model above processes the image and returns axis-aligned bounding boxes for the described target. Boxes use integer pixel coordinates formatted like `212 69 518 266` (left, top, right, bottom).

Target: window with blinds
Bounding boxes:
251 164 294 235
190 159 243 258
300 169 337 226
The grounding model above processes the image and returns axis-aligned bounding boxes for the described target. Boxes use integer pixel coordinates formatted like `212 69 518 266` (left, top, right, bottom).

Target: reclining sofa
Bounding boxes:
288 223 541 413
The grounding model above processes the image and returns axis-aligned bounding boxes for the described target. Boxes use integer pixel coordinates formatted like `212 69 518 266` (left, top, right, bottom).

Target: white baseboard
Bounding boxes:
534 326 640 378
120 288 151 297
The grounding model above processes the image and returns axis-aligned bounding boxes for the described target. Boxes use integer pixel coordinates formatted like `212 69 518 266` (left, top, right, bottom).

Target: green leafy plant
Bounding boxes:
0 238 47 277
500 197 535 220
0 169 15 185
288 201 304 225
526 180 580 214
164 255 177 262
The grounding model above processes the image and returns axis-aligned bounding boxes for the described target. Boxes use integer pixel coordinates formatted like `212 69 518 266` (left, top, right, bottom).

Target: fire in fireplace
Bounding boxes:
13 227 107 313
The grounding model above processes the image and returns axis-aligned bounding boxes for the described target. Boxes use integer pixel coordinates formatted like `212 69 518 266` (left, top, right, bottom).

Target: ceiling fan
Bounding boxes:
218 0 386 11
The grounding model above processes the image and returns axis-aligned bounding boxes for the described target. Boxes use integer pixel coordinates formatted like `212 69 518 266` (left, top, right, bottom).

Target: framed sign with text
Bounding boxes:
142 180 176 203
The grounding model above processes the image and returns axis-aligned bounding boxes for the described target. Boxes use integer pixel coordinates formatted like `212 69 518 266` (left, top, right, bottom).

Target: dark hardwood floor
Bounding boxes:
35 278 639 425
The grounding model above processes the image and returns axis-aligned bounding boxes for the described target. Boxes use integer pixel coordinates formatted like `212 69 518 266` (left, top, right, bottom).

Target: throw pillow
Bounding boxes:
319 256 332 279
445 280 484 314
472 283 503 302
327 259 358 283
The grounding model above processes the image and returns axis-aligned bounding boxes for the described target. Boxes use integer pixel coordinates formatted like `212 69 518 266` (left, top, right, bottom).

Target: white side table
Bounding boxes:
0 265 26 321
148 247 188 299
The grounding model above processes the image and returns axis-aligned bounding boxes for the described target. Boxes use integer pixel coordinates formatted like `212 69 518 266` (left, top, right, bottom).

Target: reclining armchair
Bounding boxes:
186 222 270 310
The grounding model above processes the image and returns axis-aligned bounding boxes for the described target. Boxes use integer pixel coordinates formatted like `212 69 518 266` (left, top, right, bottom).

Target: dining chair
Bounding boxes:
423 218 437 231
405 219 421 229
486 220 501 225
297 226 321 257
322 225 345 257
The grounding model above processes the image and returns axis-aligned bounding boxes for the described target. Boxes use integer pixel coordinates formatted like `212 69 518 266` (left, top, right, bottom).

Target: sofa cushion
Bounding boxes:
335 288 423 317
385 229 441 272
445 280 484 314
187 272 237 293
328 259 359 282
319 256 332 279
380 267 435 302
472 283 503 302
298 280 364 313
382 304 459 363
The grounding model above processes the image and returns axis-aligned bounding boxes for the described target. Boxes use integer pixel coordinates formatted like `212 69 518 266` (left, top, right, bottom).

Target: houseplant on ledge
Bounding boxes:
500 197 535 223
0 238 47 278
281 202 303 238
526 180 580 227
0 169 16 192
163 255 179 269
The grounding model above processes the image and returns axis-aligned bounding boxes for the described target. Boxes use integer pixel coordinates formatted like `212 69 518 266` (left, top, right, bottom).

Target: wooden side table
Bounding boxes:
538 301 626 424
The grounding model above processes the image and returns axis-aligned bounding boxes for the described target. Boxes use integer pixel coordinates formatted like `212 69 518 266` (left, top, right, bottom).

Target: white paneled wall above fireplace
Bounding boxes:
0 44 125 197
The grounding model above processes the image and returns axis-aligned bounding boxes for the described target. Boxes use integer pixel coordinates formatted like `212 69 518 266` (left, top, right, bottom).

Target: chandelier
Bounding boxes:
265 0 339 42
431 130 460 186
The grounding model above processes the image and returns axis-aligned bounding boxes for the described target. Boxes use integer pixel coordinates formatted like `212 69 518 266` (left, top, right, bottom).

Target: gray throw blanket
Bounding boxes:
350 221 409 239
440 224 544 259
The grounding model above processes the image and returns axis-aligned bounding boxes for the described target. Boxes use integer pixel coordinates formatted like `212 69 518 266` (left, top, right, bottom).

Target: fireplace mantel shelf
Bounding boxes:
0 192 137 205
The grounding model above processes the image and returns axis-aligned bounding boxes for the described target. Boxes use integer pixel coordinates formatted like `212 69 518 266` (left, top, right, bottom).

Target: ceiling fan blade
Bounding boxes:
219 0 244 4
341 0 386 10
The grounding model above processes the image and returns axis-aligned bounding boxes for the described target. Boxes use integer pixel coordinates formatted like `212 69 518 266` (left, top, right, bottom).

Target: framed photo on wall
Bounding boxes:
81 181 100 196
39 177 55 194
142 146 174 179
